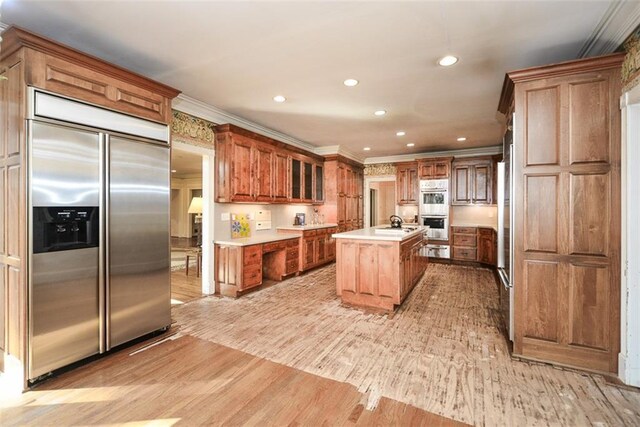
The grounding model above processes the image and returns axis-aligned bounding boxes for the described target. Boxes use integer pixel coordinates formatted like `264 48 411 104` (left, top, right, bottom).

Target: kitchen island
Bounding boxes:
333 226 428 311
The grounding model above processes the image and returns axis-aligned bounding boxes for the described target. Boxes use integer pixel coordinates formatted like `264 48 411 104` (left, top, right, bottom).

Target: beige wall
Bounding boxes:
370 181 396 226
171 175 202 238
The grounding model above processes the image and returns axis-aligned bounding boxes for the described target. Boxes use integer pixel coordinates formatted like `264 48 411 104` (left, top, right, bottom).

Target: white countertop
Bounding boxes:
333 226 425 242
451 222 498 232
276 223 338 231
215 233 300 247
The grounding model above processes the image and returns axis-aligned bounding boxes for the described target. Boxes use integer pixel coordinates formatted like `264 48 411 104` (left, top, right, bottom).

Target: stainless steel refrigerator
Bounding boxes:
497 121 514 342
28 90 171 381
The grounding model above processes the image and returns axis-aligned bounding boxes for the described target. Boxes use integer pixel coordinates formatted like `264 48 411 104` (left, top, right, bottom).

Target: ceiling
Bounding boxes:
0 1 632 157
171 149 202 178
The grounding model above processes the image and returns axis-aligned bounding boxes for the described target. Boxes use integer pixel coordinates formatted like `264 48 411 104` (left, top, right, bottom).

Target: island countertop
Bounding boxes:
332 226 426 242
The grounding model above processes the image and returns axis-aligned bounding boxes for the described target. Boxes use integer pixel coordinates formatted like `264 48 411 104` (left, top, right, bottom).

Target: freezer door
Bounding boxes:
108 137 170 349
29 122 101 379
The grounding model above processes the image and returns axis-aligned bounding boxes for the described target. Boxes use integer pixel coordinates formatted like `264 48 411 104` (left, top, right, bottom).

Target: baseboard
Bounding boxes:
0 354 26 396
620 353 640 387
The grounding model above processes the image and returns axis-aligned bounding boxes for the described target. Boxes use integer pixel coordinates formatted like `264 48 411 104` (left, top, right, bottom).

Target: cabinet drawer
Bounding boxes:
243 245 262 266
286 239 300 248
478 227 493 236
453 234 477 247
303 230 317 237
452 226 477 234
286 247 299 260
453 247 477 261
242 265 262 288
286 259 299 274
263 241 286 253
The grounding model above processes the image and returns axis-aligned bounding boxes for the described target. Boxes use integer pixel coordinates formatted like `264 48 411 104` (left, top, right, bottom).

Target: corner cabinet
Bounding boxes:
396 162 419 205
451 157 493 205
215 124 324 204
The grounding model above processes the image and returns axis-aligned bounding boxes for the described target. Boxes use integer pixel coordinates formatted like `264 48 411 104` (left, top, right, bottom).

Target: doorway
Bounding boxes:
368 180 396 226
170 148 204 305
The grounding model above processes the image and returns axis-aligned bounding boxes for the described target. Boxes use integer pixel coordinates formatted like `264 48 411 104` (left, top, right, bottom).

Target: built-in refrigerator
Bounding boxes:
497 120 514 342
28 89 171 381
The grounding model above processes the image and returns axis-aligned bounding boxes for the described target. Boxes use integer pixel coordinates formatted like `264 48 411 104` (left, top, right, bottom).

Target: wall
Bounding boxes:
214 203 316 241
170 175 202 238
451 206 498 228
369 181 396 226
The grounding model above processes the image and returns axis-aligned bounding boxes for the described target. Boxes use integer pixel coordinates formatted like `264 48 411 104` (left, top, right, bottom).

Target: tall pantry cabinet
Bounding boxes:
320 155 364 232
499 53 624 373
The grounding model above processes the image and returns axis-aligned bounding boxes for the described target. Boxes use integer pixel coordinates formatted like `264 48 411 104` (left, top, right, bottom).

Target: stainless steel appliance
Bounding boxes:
420 215 449 241
28 89 171 381
420 179 448 216
425 244 450 259
497 125 514 341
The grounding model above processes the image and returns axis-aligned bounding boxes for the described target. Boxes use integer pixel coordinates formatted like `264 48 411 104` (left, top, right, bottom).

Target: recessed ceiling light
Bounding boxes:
363 147 371 151
438 55 459 67
343 78 359 87
171 169 177 173
406 143 415 147
457 137 467 142
273 95 286 103
374 110 386 116
396 131 406 136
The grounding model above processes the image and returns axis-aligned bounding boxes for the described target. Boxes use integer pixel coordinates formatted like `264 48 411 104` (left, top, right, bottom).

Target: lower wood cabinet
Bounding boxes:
280 227 337 272
215 238 299 297
451 226 496 265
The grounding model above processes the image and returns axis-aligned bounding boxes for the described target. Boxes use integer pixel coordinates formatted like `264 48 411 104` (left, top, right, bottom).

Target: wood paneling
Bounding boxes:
253 143 273 202
273 152 288 201
525 86 560 166
319 156 363 232
570 173 609 256
357 244 377 296
507 53 623 373
524 174 558 253
569 264 610 351
473 163 491 203
569 79 609 164
7 166 21 258
230 137 254 202
451 157 493 205
523 260 559 342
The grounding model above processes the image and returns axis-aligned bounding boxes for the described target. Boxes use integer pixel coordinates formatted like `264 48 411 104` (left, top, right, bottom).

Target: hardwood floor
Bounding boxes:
171 263 640 426
171 268 202 304
0 335 464 426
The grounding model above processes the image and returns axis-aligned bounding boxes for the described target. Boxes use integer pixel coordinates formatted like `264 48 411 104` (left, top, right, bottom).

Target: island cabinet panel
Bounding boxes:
499 52 623 373
215 123 324 204
396 162 419 205
319 156 364 232
336 233 426 312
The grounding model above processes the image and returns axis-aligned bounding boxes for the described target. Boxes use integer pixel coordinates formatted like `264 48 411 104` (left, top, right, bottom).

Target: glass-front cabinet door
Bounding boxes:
291 158 301 201
314 164 323 202
303 162 313 201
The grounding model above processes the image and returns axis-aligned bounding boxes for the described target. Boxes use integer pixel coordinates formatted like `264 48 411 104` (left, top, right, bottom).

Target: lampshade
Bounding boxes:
187 197 203 214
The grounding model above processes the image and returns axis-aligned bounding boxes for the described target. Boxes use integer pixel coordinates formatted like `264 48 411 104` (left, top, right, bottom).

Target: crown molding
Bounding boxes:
364 145 502 165
0 21 8 33
578 0 640 58
173 94 316 153
314 145 364 163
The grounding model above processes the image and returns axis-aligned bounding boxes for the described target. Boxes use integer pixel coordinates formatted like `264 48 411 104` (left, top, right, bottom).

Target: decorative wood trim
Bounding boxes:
364 145 502 164
171 110 215 148
364 163 396 176
0 26 180 99
323 154 364 169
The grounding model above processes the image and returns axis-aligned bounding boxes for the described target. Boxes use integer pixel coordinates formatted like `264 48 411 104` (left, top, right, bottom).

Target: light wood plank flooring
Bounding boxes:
0 335 464 426
171 267 202 304
171 263 640 426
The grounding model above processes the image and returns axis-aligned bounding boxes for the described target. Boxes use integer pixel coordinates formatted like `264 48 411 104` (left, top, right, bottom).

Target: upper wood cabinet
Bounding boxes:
451 157 493 205
499 53 624 374
418 157 452 178
396 162 419 205
215 124 324 204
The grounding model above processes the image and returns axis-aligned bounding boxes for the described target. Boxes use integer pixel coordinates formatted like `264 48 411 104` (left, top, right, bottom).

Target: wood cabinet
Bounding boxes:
418 157 453 178
0 27 180 387
396 162 419 205
451 226 496 265
499 53 624 373
215 238 300 297
320 156 364 232
451 157 494 205
336 233 427 312
279 227 337 272
215 124 324 204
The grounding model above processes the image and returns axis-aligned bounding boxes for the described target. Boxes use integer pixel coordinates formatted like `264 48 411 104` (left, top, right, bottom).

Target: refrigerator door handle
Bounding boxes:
497 162 506 269
99 133 106 354
104 134 111 351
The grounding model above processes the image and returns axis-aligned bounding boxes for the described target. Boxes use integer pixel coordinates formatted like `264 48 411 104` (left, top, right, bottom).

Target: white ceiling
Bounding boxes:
171 148 202 177
1 1 634 157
